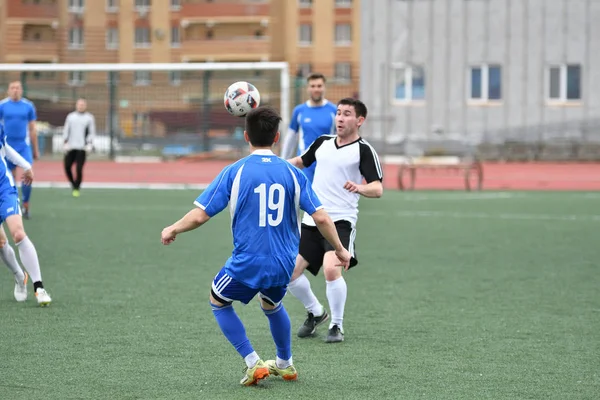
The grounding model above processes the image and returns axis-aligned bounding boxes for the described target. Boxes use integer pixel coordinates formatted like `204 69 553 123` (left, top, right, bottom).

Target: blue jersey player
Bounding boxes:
0 124 51 306
0 81 39 219
161 106 351 386
280 73 337 182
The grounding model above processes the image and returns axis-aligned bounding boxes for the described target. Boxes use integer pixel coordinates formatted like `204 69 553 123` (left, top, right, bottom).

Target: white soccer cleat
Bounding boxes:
14 271 28 302
35 287 52 307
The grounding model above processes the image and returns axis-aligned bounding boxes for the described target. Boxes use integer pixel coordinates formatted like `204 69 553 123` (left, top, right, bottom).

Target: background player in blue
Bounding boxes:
280 73 337 182
0 81 39 219
161 106 351 386
0 124 51 306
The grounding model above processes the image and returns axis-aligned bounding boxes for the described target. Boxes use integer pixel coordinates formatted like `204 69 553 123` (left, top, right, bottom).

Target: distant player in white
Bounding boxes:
288 98 383 343
63 98 96 197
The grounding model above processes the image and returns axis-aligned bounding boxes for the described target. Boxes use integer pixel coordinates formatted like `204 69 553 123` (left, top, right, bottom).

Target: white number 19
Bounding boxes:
253 183 285 227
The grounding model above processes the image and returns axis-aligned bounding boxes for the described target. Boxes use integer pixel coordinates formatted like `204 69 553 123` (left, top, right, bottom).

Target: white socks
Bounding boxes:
15 236 42 283
276 356 293 369
288 274 324 316
0 243 24 280
326 277 347 330
244 351 260 368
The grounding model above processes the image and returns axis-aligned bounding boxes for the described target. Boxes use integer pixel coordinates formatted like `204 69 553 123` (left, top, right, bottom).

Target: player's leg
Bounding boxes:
322 221 358 343
64 149 77 191
287 224 329 337
20 146 34 218
2 198 51 306
73 150 86 194
259 289 297 381
0 223 27 301
209 268 269 386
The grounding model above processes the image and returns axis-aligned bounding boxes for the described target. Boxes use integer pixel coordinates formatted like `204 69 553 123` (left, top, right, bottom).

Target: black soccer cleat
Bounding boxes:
325 324 344 343
297 310 329 338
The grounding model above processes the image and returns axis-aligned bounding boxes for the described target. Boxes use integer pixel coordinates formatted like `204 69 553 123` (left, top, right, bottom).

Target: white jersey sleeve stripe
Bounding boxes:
228 164 245 222
360 139 383 179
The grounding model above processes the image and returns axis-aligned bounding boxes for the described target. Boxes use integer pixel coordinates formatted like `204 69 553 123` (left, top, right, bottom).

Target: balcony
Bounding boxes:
181 37 271 60
181 1 270 24
6 1 59 21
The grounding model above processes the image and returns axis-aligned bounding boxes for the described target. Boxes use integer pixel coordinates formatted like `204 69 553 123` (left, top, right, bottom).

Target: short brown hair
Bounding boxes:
245 106 282 147
306 73 326 83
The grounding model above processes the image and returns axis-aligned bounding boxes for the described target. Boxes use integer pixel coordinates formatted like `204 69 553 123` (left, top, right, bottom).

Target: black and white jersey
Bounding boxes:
300 135 383 227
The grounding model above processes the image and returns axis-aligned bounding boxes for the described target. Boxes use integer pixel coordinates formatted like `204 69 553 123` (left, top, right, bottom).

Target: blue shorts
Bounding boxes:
0 191 21 223
6 145 33 171
210 267 288 306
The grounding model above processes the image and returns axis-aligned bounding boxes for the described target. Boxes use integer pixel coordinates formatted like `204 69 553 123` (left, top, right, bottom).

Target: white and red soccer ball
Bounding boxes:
223 81 261 117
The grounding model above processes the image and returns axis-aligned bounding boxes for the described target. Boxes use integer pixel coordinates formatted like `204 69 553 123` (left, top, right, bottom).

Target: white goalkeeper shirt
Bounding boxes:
63 111 96 150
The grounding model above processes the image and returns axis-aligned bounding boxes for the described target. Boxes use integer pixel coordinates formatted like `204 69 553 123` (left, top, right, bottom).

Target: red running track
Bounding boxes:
30 160 600 191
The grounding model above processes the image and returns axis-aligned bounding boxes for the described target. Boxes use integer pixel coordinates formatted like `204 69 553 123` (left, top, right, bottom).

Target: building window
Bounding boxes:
335 0 352 8
298 0 312 8
68 0 84 12
548 64 581 102
171 26 180 47
135 0 150 9
169 71 181 86
299 24 312 46
469 65 502 101
297 63 312 78
335 24 351 46
134 27 150 48
68 27 84 49
334 62 352 82
106 28 118 50
133 112 150 136
170 0 181 10
392 64 425 102
134 71 151 86
106 0 117 12
68 71 85 86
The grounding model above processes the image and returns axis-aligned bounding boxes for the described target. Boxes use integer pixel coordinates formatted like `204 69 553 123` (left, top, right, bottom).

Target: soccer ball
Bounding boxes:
224 81 261 117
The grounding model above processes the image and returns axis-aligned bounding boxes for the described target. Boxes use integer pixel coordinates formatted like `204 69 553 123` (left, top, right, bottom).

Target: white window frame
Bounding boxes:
68 27 84 49
106 28 118 50
297 63 312 77
68 71 85 86
170 0 181 11
335 0 352 8
134 27 151 48
298 0 312 8
334 62 352 82
334 24 352 46
391 63 426 104
135 0 150 12
468 64 502 103
170 26 180 48
547 64 582 103
134 71 151 86
298 24 312 46
68 0 84 13
169 71 181 86
106 0 118 12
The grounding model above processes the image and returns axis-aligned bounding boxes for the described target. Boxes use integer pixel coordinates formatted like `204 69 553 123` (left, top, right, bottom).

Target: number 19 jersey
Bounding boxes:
194 149 323 289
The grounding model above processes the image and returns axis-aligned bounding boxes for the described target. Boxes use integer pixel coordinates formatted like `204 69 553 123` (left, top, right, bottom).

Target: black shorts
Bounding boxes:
299 220 358 276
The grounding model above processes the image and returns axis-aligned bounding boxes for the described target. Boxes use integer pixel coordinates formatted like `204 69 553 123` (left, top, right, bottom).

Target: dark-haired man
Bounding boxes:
280 73 337 182
161 106 351 386
287 98 384 343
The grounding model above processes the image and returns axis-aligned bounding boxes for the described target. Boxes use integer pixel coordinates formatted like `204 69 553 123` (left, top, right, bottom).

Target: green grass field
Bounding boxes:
0 189 598 399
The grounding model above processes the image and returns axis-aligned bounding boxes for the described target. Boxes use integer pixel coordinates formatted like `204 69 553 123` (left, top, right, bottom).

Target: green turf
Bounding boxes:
0 189 598 399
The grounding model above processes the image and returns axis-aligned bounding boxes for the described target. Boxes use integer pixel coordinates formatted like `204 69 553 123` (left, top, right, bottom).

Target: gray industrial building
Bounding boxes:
360 0 600 160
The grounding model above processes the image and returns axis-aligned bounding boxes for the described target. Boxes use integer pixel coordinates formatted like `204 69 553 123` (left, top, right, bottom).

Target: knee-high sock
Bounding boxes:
326 277 347 329
0 243 24 279
21 183 32 204
211 302 258 367
263 303 292 361
287 273 324 316
15 236 42 283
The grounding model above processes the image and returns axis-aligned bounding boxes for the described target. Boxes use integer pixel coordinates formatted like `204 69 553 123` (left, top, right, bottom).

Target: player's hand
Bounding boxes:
63 143 70 153
161 227 177 245
343 180 361 194
335 247 352 271
22 169 34 185
85 143 93 153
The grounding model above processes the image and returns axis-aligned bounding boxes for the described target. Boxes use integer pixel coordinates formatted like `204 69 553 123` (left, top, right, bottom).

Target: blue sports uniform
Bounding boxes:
195 149 323 305
0 98 36 171
289 100 337 182
0 124 24 223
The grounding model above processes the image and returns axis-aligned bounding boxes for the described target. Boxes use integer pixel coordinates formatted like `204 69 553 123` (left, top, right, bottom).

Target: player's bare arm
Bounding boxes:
287 156 305 169
29 120 39 159
311 209 352 270
343 180 383 198
161 208 210 245
5 144 33 184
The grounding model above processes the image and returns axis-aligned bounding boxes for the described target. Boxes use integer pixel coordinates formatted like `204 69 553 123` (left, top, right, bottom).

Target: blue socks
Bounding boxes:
211 301 293 362
262 303 292 361
21 183 32 204
211 303 255 358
